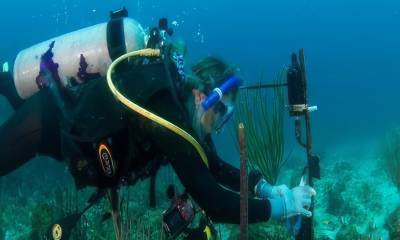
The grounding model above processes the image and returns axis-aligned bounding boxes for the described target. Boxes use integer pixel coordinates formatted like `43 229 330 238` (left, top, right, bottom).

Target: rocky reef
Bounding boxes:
0 148 399 239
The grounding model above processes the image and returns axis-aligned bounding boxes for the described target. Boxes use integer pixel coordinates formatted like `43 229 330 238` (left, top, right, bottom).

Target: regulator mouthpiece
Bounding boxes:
201 76 241 111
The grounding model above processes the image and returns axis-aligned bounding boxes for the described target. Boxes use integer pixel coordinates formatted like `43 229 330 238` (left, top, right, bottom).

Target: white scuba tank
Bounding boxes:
13 18 146 99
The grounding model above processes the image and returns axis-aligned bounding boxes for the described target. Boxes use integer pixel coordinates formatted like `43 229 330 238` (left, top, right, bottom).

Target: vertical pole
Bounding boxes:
109 188 123 240
239 123 248 240
296 49 314 240
299 50 313 185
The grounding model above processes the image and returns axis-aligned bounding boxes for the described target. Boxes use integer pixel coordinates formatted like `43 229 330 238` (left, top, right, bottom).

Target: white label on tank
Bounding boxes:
2 62 9 72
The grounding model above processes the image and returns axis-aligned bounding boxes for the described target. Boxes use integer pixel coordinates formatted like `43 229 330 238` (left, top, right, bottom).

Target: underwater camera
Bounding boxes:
287 52 318 116
162 186 195 239
287 53 307 116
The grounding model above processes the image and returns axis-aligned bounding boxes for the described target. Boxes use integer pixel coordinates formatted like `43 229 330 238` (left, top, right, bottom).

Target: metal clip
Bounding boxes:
307 106 318 112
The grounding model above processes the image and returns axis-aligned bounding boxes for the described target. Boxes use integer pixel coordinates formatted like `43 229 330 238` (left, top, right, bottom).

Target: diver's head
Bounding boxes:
186 57 240 138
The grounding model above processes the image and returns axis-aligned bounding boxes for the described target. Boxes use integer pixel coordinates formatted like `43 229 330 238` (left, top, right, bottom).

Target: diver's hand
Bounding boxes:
255 179 290 199
283 185 316 218
270 185 290 198
269 185 316 220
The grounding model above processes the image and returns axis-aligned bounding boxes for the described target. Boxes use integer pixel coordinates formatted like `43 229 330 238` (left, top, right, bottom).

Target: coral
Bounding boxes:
51 187 91 240
0 180 3 240
326 192 346 216
0 150 397 239
225 221 293 240
0 214 4 240
233 69 286 184
386 207 400 240
30 202 54 240
356 181 382 213
123 211 164 240
86 173 171 240
332 160 353 173
380 128 400 192
326 179 351 216
335 225 361 240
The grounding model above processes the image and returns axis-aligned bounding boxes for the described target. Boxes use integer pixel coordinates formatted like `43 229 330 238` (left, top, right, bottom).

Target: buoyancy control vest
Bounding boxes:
9 7 189 188
61 46 188 189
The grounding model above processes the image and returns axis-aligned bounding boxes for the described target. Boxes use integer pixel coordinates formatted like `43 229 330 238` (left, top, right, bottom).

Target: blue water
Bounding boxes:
0 1 400 239
1 0 399 154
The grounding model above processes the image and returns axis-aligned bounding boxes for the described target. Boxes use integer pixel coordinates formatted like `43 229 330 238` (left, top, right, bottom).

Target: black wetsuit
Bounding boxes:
0 58 271 224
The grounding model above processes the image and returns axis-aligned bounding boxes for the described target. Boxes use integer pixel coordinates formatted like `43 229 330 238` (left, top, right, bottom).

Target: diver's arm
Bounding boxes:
0 89 62 176
208 153 241 190
204 136 263 194
208 153 265 195
141 92 271 223
161 135 314 224
151 129 271 223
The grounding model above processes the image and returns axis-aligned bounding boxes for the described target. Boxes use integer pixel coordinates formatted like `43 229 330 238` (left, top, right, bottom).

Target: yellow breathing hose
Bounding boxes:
106 48 209 168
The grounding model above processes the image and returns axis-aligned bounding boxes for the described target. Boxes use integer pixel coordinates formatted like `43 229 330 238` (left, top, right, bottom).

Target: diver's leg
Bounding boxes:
0 72 24 109
0 90 61 176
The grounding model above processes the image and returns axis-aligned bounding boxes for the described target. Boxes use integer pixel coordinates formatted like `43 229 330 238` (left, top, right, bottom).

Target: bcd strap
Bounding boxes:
107 17 127 61
39 89 62 160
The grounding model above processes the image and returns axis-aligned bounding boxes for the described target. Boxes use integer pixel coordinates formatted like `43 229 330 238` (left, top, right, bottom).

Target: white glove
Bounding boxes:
255 179 290 199
283 185 315 218
269 185 316 220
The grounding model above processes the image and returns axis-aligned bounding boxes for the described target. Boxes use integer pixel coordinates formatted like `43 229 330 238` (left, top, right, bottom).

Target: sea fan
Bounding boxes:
233 69 286 185
381 128 400 192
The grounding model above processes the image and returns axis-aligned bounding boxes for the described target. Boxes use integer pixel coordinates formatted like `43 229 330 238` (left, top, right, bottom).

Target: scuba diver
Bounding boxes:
0 8 315 239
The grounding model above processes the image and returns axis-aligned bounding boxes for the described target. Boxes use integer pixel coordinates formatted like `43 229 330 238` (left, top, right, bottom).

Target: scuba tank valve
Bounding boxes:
2 62 8 72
